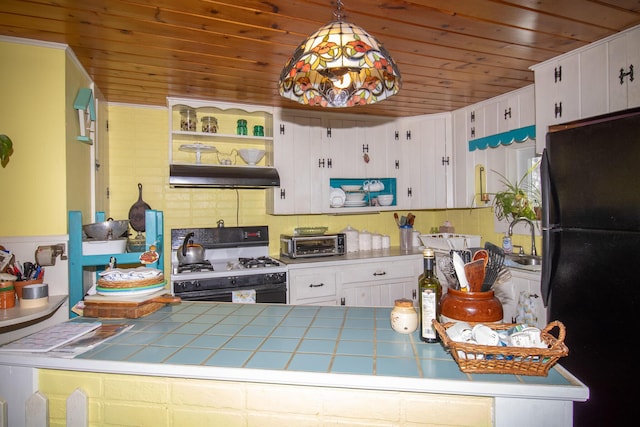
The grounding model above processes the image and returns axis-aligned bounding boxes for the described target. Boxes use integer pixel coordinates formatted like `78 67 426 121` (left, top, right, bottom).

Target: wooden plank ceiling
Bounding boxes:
2 0 640 117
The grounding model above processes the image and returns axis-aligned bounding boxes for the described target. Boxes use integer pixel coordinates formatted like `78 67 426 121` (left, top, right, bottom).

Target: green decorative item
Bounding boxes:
0 134 14 168
491 161 541 222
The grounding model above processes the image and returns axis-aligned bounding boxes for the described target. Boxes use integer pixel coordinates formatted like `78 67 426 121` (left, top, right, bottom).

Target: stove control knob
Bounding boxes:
230 277 237 286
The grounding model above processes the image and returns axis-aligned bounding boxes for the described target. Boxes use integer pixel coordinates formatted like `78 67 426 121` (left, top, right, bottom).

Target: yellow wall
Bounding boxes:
0 38 92 236
38 369 493 427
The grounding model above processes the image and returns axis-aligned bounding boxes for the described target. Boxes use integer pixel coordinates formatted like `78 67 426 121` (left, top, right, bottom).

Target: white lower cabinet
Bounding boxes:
500 269 546 329
288 256 422 307
288 266 338 305
339 258 421 307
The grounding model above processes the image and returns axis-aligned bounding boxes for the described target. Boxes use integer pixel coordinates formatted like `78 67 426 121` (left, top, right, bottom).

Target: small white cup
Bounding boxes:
472 324 500 346
446 321 473 342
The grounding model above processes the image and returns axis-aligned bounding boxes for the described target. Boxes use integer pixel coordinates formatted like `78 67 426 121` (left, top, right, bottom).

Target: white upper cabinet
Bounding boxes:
498 85 535 133
532 55 580 153
267 110 324 215
579 42 608 120
532 24 640 153
388 118 421 209
608 25 640 113
452 86 535 209
418 113 453 210
388 114 452 210
452 108 474 209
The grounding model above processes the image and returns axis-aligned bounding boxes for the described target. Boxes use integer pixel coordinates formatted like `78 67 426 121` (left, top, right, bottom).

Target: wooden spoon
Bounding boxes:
464 259 486 292
472 249 489 269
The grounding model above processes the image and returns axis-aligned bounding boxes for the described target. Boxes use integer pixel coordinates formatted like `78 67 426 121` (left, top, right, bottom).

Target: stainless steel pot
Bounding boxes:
177 232 205 264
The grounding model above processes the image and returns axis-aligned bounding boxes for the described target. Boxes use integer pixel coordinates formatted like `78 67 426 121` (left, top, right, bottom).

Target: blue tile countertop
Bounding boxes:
0 302 588 402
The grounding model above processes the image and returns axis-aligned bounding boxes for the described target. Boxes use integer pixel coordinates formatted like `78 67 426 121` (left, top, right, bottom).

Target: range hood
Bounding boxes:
169 164 280 189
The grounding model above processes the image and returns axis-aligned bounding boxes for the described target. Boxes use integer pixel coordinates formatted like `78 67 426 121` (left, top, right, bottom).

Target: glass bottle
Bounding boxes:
419 247 442 343
180 108 197 132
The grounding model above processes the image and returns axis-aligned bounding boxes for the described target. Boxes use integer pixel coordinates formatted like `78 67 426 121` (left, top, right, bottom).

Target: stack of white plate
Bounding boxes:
329 187 346 207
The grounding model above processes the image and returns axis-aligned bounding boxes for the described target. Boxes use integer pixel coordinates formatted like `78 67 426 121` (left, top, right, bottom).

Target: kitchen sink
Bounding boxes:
506 254 542 267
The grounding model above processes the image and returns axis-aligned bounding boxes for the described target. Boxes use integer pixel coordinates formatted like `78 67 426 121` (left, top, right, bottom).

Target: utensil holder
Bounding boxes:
400 226 413 252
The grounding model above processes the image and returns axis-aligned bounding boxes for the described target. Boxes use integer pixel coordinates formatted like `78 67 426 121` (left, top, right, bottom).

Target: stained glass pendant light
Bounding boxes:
278 0 402 108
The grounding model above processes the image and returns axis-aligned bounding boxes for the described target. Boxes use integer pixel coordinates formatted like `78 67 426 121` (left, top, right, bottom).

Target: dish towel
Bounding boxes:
232 289 256 304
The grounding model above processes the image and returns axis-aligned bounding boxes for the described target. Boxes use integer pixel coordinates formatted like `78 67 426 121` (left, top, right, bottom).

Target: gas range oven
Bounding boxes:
170 226 287 303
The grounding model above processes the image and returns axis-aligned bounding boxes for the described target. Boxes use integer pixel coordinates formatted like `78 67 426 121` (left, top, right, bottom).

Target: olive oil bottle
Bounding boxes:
418 247 442 343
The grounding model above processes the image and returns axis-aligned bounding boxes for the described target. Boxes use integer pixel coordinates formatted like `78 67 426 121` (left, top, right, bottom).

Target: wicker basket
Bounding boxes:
97 274 165 289
433 320 569 376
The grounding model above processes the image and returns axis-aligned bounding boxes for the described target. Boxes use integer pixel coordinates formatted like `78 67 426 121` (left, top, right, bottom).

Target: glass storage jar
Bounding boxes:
237 119 248 135
201 116 218 133
180 108 197 132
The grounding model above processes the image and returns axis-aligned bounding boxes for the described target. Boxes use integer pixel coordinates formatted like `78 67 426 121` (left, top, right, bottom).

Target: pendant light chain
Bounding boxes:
334 0 345 21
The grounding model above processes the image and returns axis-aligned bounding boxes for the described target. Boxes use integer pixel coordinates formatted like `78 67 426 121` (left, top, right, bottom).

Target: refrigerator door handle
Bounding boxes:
540 228 552 306
540 148 552 306
540 148 551 231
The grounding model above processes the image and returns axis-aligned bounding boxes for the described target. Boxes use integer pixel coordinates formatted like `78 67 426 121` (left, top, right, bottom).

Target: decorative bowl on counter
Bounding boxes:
238 148 265 165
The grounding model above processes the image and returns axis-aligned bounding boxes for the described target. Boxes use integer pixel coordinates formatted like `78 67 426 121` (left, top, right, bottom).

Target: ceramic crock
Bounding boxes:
440 288 503 323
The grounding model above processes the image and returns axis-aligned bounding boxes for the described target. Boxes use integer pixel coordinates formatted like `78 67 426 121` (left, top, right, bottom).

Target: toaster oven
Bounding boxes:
280 233 346 258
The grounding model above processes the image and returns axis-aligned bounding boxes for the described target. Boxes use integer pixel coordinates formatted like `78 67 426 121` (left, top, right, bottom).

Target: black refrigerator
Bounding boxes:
541 107 640 427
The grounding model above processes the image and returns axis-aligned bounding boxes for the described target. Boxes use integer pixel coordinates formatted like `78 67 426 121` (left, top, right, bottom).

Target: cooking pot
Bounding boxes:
177 232 205 264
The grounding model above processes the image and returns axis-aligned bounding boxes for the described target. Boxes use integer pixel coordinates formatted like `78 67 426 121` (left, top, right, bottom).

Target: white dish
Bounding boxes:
344 201 367 207
96 282 166 297
341 185 362 192
329 187 346 207
345 192 366 202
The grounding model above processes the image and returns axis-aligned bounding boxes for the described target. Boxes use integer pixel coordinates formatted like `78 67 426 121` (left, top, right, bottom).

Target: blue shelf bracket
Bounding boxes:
74 87 96 144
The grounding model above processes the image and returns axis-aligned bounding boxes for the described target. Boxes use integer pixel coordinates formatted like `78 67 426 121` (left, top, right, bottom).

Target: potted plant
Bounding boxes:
0 134 14 168
491 160 541 222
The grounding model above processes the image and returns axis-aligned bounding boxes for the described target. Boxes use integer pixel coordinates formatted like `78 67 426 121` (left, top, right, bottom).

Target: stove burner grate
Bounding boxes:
178 261 214 273
238 256 281 268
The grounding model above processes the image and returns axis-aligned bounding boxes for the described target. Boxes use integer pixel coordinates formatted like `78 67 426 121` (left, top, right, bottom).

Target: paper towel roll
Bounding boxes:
36 246 55 266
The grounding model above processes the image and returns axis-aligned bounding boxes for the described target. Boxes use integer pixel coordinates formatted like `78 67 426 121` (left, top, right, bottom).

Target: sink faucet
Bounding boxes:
508 217 538 256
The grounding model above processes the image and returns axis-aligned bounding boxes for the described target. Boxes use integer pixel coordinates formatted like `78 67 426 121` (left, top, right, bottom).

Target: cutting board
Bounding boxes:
83 290 180 319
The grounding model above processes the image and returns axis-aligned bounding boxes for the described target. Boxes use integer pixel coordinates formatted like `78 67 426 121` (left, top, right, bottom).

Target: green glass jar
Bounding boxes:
237 119 248 135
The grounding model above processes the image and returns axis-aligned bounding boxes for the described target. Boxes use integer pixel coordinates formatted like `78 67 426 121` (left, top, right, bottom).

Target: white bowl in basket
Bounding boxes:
238 148 265 165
